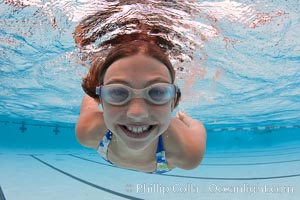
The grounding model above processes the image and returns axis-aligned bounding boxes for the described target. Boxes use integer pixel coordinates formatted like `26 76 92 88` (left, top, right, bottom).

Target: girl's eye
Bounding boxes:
149 87 168 101
110 88 129 101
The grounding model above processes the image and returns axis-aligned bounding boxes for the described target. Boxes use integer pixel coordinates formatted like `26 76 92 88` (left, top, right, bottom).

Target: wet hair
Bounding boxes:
79 33 181 108
82 33 181 107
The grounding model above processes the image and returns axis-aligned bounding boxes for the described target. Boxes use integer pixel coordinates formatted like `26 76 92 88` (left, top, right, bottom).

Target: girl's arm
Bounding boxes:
75 95 107 149
165 111 207 170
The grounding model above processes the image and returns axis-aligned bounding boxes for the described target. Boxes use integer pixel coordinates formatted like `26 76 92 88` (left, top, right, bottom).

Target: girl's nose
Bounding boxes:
126 98 149 120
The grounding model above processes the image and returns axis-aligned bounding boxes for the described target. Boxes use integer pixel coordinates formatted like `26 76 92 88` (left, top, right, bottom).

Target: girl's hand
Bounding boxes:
166 111 206 169
176 111 194 128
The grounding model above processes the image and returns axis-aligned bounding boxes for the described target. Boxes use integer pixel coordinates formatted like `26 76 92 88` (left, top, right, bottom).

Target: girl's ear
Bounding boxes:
171 99 175 112
171 87 181 110
171 97 176 111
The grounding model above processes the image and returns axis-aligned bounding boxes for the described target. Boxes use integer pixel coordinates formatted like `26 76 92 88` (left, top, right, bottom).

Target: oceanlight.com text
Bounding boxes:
209 183 294 194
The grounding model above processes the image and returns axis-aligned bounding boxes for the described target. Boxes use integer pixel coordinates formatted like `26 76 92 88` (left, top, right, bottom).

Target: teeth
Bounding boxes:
125 125 150 134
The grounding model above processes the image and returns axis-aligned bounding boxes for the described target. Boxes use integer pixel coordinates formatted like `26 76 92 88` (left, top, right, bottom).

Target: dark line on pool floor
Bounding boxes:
69 154 118 168
69 154 300 180
18 154 44 156
202 158 300 166
205 151 300 159
69 154 144 173
206 145 300 154
157 172 300 180
31 155 143 200
70 154 300 167
0 185 6 200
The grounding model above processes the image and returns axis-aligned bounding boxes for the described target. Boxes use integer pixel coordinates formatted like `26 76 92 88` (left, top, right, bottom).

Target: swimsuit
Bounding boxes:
97 130 170 174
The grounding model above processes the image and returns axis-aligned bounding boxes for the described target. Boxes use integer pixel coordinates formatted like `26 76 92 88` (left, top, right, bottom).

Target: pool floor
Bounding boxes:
1 143 299 200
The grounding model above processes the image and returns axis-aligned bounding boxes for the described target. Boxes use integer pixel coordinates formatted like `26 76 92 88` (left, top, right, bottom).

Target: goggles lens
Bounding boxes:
96 83 177 105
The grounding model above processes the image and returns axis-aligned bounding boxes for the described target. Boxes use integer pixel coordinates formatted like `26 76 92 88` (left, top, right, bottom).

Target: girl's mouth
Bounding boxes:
119 125 156 139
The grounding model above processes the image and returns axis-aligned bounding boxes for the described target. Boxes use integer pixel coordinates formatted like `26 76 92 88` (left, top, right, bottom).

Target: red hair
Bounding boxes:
75 29 181 107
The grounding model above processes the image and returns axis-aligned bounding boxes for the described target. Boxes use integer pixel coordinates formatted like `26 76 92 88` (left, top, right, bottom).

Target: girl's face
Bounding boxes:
102 54 174 150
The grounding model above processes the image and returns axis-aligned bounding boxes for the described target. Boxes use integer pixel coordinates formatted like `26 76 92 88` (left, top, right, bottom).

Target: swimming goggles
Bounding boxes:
96 83 178 106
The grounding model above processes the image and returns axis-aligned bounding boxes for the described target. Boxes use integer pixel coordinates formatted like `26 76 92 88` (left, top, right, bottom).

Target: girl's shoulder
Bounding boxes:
163 117 206 170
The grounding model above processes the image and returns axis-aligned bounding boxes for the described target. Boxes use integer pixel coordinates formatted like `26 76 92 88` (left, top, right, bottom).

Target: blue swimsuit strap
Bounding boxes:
156 135 164 153
154 135 170 174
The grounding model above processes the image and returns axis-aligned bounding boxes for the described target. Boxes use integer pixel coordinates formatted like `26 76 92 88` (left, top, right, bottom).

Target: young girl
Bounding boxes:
75 34 206 174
